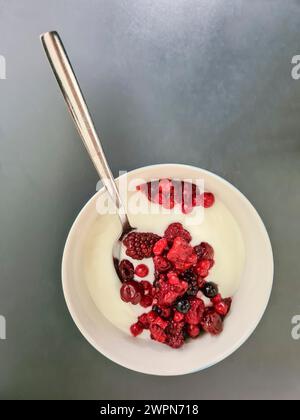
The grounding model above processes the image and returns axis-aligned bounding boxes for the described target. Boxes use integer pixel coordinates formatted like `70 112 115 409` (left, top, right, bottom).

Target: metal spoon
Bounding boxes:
40 31 135 274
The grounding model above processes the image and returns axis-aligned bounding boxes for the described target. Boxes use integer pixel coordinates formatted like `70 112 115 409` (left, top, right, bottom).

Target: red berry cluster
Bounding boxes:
137 178 215 214
120 221 232 349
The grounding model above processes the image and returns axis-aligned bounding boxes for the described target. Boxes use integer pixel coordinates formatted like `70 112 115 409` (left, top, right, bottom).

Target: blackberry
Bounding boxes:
181 269 197 283
123 232 161 260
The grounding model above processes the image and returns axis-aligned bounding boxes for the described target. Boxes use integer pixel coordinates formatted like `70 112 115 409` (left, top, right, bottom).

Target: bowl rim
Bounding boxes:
62 163 274 376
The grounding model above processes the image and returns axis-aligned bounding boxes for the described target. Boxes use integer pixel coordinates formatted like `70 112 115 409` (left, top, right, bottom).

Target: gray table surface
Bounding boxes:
0 0 300 400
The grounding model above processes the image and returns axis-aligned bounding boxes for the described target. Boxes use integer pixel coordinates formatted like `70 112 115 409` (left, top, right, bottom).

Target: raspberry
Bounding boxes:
167 271 180 285
155 279 188 307
173 311 185 322
215 298 232 317
185 298 205 325
196 259 212 277
153 255 171 272
167 237 197 272
194 242 214 260
147 310 158 324
130 322 144 337
153 238 168 256
135 264 149 278
123 232 161 260
187 324 200 338
164 223 192 243
150 324 167 343
153 316 169 330
138 313 150 328
166 322 185 348
120 280 143 304
201 308 223 335
118 259 134 282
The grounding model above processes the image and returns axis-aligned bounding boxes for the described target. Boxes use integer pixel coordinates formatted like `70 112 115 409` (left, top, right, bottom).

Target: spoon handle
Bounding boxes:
41 31 131 230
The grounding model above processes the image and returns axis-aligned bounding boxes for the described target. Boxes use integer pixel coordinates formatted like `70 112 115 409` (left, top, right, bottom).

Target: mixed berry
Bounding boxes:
118 227 232 349
137 178 215 213
116 183 232 349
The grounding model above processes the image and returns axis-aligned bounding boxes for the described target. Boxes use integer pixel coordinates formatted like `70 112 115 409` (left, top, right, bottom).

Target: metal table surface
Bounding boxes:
0 0 300 400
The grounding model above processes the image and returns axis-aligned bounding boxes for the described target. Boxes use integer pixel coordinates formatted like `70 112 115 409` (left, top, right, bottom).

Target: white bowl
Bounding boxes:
62 164 273 376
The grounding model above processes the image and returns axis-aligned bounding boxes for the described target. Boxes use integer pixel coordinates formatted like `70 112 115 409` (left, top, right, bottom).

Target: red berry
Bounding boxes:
173 311 185 322
187 324 200 338
167 237 197 272
167 271 180 285
197 276 206 288
140 295 153 308
212 294 222 304
194 242 214 260
196 259 212 277
215 298 232 317
153 238 168 256
118 259 134 282
150 324 167 343
123 232 161 260
147 310 158 324
159 178 173 195
160 307 171 319
135 264 149 278
138 313 150 328
153 316 169 330
130 322 144 337
201 309 223 335
155 279 187 307
120 280 142 304
162 196 175 209
185 298 205 325
166 321 185 348
164 223 192 243
140 280 153 295
153 255 171 272
201 192 215 208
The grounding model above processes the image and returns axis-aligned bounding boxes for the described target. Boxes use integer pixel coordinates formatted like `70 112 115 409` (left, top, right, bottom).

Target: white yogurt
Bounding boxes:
84 193 245 334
